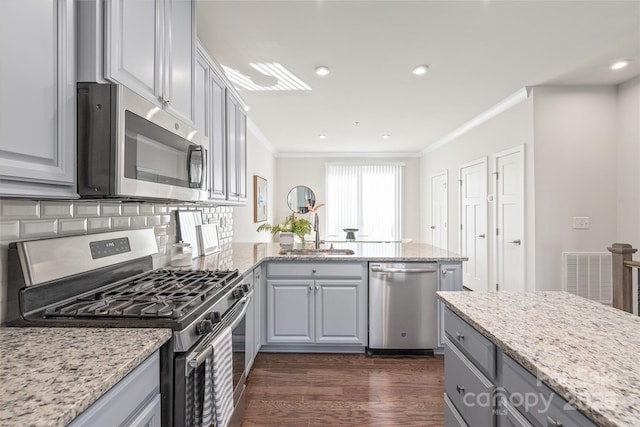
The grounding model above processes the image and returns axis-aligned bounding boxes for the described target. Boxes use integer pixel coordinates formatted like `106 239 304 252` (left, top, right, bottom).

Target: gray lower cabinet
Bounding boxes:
438 262 463 347
443 307 597 427
0 0 77 198
264 262 368 350
69 351 160 426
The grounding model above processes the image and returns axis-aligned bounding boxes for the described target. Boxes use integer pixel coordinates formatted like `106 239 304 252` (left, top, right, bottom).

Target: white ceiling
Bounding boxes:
197 1 640 155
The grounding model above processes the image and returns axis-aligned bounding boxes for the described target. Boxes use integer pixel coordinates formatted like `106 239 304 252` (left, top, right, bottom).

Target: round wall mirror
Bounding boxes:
287 186 316 214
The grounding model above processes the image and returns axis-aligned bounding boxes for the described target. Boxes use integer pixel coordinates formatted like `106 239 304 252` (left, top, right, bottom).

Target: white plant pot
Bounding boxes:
279 232 294 248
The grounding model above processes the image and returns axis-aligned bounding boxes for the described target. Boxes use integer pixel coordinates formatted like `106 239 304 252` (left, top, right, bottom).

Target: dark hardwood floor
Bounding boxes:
241 353 445 426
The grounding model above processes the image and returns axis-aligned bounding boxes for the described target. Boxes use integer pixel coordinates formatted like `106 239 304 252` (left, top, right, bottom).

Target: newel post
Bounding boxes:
607 243 637 313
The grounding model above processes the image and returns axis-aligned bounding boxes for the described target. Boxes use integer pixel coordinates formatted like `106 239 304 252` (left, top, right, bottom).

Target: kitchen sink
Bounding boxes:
278 248 355 256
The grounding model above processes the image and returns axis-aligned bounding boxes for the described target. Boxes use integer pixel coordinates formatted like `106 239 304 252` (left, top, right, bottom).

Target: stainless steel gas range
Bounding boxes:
6 228 251 427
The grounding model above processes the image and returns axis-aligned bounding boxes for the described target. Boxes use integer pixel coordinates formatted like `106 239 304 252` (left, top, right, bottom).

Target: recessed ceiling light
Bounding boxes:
412 65 429 76
610 60 630 70
315 66 331 76
318 134 326 139
382 134 391 139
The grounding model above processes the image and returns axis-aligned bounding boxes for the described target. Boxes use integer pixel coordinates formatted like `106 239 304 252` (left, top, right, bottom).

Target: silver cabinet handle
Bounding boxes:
546 416 563 427
456 385 465 394
312 269 317 273
509 239 522 245
456 332 465 341
308 284 313 290
315 284 319 291
475 234 486 238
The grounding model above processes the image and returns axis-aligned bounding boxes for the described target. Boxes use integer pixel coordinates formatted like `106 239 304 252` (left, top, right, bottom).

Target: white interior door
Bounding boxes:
459 159 488 292
494 146 525 292
430 171 448 250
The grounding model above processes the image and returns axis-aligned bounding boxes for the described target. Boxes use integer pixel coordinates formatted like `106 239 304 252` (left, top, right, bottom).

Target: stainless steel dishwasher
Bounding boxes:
369 262 439 353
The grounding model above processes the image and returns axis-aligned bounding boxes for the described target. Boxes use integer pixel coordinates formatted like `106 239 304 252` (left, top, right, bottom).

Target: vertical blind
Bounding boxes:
325 163 403 241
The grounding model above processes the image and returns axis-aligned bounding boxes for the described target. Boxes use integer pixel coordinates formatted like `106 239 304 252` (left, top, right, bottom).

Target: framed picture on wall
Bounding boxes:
254 175 267 222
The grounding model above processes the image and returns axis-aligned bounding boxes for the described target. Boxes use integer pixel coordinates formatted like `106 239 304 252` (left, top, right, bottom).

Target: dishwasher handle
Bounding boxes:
370 266 438 274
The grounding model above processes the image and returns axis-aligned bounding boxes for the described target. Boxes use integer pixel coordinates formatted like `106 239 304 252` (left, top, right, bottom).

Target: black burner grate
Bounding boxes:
43 269 239 320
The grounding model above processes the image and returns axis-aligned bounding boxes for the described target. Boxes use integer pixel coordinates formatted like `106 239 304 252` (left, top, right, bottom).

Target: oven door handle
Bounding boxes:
185 294 251 375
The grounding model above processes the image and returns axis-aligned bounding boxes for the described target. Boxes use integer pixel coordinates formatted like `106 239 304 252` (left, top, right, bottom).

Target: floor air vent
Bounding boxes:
562 252 612 305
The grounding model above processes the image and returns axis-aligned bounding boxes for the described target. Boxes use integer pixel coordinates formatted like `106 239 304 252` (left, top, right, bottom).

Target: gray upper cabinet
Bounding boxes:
0 0 77 198
78 0 195 124
194 44 247 203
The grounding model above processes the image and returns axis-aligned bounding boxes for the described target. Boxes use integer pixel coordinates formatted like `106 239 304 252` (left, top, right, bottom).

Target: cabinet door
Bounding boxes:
193 49 209 137
236 107 247 201
438 262 463 347
163 0 195 124
209 71 227 200
105 0 161 106
266 280 314 343
226 94 239 200
243 272 255 373
127 394 161 427
0 0 76 198
253 267 262 353
315 280 364 344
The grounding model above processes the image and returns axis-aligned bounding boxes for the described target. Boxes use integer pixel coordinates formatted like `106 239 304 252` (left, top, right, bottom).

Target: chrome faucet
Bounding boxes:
314 213 321 249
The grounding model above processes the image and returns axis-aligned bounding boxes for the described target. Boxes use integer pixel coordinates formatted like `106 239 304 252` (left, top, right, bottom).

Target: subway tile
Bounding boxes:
154 205 168 214
58 219 88 235
121 203 140 215
130 216 147 229
0 220 20 242
87 217 111 232
1 200 39 219
154 225 169 236
101 202 122 216
111 217 131 230
41 201 73 218
140 204 154 215
20 219 57 239
74 202 100 217
147 215 161 226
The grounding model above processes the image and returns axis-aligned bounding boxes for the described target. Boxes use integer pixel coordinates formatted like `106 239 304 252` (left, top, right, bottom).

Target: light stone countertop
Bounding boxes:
437 291 640 427
192 242 466 274
0 327 172 427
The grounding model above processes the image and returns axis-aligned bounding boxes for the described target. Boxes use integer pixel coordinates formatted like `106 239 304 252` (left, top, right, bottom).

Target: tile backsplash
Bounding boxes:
0 198 234 324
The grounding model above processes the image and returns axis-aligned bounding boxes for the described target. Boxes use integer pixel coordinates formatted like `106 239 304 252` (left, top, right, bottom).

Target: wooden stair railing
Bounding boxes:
607 243 638 314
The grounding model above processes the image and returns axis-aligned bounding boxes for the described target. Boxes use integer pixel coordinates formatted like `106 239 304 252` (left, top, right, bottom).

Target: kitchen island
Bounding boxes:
437 291 640 427
0 327 171 427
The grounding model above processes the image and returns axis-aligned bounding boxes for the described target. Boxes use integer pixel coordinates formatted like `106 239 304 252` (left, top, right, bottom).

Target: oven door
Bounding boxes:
174 296 250 427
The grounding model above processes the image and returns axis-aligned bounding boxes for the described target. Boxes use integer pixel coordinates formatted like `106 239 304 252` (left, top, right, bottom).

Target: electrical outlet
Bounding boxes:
572 216 590 229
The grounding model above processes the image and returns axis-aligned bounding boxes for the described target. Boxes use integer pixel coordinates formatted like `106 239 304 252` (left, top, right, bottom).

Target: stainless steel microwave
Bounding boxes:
77 83 208 201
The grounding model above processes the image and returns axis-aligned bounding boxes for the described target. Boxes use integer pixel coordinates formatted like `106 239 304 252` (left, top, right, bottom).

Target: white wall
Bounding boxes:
275 156 421 242
419 98 535 289
616 76 640 313
532 86 618 291
232 124 277 242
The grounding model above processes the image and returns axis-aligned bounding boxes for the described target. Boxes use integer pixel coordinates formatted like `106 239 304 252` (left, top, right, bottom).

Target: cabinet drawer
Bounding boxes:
445 307 496 379
444 392 468 427
502 354 596 427
267 262 364 279
497 396 532 427
445 338 495 427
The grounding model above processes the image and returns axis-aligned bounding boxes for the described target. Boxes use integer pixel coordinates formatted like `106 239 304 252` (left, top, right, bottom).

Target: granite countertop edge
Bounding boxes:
437 291 640 427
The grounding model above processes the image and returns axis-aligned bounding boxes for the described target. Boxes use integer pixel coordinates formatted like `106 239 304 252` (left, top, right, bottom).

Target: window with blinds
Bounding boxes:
325 163 403 241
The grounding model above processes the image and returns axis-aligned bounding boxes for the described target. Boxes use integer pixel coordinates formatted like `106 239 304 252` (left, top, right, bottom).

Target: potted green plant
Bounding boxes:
257 213 313 244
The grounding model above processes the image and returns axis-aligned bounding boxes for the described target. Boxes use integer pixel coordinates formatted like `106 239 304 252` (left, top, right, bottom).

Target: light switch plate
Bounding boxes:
572 216 590 229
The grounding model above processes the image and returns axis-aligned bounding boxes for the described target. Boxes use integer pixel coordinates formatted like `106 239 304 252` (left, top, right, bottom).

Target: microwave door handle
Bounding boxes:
200 147 207 190
187 145 204 188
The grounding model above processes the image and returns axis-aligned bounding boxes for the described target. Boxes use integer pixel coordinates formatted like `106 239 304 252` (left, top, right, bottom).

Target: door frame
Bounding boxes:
492 144 526 292
430 170 448 250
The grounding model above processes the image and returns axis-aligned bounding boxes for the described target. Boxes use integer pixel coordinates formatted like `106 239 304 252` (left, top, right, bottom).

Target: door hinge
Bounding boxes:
496 228 499 236
492 172 499 180
460 224 463 230
496 283 500 291
458 179 463 186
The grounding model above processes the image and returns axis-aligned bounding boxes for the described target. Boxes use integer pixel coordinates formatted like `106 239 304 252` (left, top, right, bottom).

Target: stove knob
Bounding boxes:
232 288 245 299
207 311 222 324
196 319 214 335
